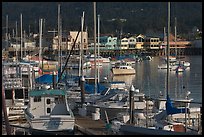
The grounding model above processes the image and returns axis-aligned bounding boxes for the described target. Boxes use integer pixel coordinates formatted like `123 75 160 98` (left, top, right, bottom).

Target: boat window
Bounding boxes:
134 96 143 102
47 99 51 104
34 96 41 102
134 97 139 101
173 102 186 108
47 108 51 113
55 97 58 102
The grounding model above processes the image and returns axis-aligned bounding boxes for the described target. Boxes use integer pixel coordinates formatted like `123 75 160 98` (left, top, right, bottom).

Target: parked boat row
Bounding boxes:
158 56 190 72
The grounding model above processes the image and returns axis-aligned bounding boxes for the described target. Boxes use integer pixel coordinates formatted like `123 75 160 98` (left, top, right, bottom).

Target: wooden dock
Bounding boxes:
74 115 109 135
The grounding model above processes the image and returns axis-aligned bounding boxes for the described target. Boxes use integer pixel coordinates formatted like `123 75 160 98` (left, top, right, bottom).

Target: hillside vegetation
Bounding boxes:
2 2 202 38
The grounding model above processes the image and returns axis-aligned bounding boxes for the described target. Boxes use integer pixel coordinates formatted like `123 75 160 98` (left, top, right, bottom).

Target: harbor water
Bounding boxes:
70 55 202 107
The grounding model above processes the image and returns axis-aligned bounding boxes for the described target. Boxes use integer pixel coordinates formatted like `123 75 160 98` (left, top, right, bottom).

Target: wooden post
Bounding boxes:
185 101 187 132
145 96 148 128
80 76 85 107
104 110 109 124
2 87 12 135
52 71 56 89
129 85 135 124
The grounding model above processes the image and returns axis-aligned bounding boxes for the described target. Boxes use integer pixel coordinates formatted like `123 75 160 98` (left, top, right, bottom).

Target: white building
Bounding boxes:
120 38 129 49
69 31 88 50
128 36 136 49
52 31 88 51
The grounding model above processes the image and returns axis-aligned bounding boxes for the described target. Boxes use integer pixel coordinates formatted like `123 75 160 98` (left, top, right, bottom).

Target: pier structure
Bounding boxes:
4 46 202 61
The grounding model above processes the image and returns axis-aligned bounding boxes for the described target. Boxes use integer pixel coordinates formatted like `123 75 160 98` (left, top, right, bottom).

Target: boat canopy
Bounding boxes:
29 89 66 97
166 95 189 115
84 83 107 94
35 74 58 84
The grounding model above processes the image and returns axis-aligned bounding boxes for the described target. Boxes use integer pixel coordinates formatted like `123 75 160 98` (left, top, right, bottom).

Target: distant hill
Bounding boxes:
2 2 202 38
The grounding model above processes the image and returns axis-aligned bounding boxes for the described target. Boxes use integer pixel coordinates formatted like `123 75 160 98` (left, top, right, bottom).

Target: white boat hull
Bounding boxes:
112 68 136 75
30 117 74 131
27 116 75 132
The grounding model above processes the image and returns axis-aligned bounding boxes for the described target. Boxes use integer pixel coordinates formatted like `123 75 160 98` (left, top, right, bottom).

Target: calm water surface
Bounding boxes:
72 55 202 107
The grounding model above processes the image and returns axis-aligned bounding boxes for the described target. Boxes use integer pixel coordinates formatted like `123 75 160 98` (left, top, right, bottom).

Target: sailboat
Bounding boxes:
117 2 200 135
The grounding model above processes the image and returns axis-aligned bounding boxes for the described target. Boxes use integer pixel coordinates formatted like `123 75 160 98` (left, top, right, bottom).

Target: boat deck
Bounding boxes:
74 115 108 135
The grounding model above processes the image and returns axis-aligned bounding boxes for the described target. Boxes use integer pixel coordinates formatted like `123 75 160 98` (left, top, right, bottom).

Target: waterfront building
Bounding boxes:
10 43 21 50
52 31 88 51
128 36 137 49
105 36 117 49
69 31 88 50
159 33 192 49
120 37 129 49
98 36 109 49
52 35 69 50
89 35 117 50
135 34 145 49
144 36 161 49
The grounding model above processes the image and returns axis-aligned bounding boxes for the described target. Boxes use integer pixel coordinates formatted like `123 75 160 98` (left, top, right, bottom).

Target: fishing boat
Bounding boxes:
24 89 75 134
111 60 136 75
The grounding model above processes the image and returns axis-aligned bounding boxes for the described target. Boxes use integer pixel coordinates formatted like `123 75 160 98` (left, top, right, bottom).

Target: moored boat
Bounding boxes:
24 89 75 134
111 60 136 75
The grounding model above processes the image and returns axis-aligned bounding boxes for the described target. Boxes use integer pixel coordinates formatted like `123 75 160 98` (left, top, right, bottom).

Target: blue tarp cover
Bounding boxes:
166 95 189 115
35 74 58 84
84 83 107 94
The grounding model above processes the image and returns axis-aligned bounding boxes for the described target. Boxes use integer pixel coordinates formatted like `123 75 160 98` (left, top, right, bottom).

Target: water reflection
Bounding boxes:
65 56 202 105
112 74 135 88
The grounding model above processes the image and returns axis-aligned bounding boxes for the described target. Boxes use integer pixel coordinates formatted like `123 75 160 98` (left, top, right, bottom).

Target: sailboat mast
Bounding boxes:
58 4 62 73
24 30 26 57
20 13 23 60
80 11 85 77
39 18 43 66
16 21 18 62
163 27 166 56
175 17 177 57
93 2 97 94
97 14 100 83
6 15 9 50
166 2 170 96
